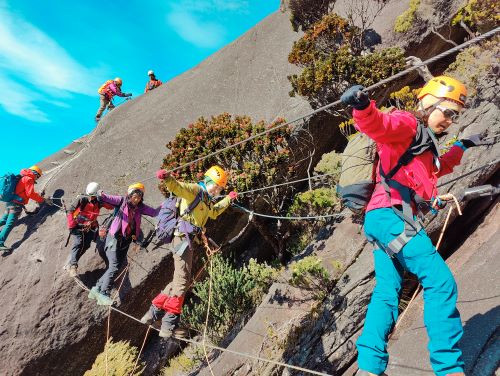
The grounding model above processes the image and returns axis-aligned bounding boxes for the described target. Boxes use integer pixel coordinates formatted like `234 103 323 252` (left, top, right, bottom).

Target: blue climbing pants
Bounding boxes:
0 203 23 246
356 208 464 376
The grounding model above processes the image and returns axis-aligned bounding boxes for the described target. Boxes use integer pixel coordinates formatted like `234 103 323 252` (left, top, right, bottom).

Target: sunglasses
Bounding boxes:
436 106 460 122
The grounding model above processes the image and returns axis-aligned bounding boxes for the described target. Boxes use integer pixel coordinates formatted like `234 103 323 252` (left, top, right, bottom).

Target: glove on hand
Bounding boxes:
460 133 482 148
228 191 238 200
126 93 133 97
341 85 370 110
156 169 169 179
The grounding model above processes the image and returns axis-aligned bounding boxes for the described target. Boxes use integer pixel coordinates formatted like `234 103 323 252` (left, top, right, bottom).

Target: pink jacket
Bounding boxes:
353 101 464 213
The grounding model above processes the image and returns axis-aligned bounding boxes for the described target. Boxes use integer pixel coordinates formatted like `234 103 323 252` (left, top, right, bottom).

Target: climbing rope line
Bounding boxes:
232 203 344 221
71 277 333 376
130 325 151 376
201 234 217 376
138 27 499 183
106 264 130 376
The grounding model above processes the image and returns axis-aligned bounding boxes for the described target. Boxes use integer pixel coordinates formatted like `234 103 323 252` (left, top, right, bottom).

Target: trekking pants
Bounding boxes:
152 236 194 314
0 203 23 246
95 233 131 295
69 228 95 266
356 208 464 375
95 94 115 118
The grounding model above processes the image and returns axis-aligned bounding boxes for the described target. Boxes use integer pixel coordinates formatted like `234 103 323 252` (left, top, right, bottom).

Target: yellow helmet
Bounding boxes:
418 76 467 107
29 165 42 176
114 77 123 86
204 165 228 188
127 182 145 195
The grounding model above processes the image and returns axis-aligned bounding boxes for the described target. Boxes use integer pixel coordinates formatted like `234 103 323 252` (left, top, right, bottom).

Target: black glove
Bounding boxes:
460 133 482 148
126 93 133 97
341 85 370 110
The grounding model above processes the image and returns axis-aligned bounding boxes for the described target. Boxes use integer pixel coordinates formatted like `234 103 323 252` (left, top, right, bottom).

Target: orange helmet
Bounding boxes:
114 77 123 86
127 182 145 195
418 76 467 107
29 165 42 177
204 166 228 188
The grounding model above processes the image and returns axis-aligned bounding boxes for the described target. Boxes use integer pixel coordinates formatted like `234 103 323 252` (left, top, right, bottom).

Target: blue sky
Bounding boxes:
0 0 279 175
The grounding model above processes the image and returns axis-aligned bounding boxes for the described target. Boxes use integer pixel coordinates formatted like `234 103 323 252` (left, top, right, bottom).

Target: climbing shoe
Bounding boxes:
88 286 99 301
96 292 114 306
94 116 101 123
68 265 78 278
140 311 153 325
0 244 11 252
159 326 174 338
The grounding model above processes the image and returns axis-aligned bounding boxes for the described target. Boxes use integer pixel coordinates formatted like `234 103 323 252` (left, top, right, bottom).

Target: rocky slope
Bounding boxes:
0 1 498 375
0 9 315 376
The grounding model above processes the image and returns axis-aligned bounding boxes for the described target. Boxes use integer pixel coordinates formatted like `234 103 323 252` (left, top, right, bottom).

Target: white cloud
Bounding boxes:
167 9 226 49
0 2 102 122
166 0 249 48
0 73 49 122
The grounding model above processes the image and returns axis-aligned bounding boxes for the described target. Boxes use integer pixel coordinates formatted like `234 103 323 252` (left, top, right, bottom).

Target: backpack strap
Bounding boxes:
181 189 205 217
378 121 438 256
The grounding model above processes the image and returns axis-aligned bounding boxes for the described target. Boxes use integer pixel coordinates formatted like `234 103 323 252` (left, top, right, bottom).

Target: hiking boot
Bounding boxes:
88 286 100 301
96 292 114 306
68 265 78 278
140 311 154 325
95 116 101 123
159 326 174 338
0 244 11 252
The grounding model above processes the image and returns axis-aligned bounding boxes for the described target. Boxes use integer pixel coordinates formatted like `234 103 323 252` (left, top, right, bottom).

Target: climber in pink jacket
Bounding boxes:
341 76 483 376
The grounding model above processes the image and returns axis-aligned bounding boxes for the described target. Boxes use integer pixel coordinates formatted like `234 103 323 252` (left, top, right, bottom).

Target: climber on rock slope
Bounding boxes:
140 165 237 338
341 76 483 376
95 77 132 122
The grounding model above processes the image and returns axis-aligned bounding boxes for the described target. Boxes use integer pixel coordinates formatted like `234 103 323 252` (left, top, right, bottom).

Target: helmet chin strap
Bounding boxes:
419 98 445 124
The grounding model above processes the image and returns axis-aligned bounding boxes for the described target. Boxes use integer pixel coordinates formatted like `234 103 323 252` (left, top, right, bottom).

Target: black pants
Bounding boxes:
95 233 132 295
69 229 95 266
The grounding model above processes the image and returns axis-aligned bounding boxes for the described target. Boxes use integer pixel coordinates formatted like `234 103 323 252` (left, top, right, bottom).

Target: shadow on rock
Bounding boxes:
8 189 65 253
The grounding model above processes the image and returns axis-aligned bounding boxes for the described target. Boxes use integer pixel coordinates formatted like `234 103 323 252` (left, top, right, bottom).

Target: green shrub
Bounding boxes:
84 339 144 376
288 13 406 106
394 0 420 33
314 150 342 181
161 351 200 376
452 0 499 33
289 256 331 299
388 86 420 111
288 188 340 218
182 256 279 343
161 113 293 201
288 0 334 32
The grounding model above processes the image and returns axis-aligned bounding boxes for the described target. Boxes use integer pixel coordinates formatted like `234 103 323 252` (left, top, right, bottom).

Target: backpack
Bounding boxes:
155 190 204 246
336 132 378 213
0 173 22 203
337 120 438 215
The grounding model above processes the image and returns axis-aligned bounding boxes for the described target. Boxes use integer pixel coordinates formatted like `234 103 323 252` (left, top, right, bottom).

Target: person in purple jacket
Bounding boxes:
88 182 159 306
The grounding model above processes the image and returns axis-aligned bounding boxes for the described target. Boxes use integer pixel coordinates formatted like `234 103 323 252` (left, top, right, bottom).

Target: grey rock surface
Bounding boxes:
0 9 313 376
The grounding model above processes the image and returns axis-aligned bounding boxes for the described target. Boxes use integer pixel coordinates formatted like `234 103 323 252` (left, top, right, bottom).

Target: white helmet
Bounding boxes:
86 182 100 196
148 70 154 76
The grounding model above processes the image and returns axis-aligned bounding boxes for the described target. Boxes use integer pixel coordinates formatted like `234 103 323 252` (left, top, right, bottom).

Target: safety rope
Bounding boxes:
130 325 151 376
138 27 499 183
200 233 217 376
71 277 332 376
232 203 344 221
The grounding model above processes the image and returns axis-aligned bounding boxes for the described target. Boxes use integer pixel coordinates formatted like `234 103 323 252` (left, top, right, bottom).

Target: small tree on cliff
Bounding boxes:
160 113 309 260
287 9 406 109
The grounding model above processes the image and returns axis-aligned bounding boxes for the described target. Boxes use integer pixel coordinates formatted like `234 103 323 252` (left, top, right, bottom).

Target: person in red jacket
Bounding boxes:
95 77 132 122
0 166 50 252
144 70 162 93
341 77 482 376
65 182 113 277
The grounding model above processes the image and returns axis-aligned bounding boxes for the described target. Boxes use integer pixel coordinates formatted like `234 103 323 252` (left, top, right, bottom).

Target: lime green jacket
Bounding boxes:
164 176 231 229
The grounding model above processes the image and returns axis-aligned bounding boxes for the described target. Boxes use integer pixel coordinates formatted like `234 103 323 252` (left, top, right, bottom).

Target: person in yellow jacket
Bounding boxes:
141 165 237 337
